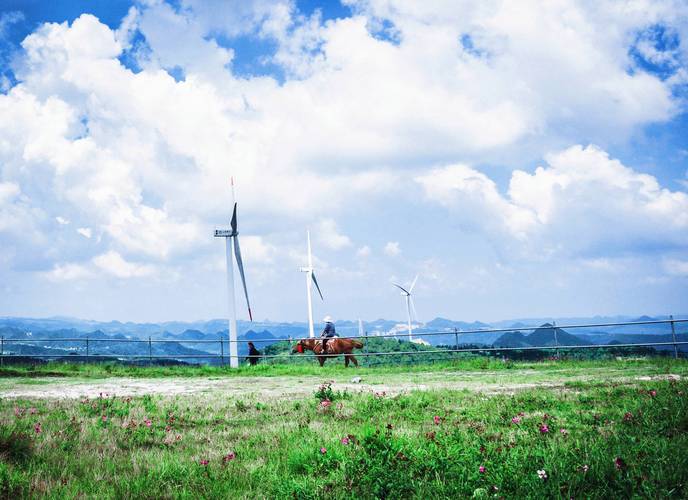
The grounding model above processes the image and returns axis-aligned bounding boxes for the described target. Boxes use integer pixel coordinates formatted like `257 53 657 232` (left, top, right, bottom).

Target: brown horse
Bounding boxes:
291 337 364 367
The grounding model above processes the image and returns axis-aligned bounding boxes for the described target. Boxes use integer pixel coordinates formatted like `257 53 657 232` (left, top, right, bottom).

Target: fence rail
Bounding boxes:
1 318 686 365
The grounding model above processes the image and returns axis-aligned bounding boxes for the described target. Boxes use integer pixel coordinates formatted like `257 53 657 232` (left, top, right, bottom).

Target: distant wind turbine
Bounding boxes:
300 230 323 338
214 178 252 368
392 275 419 342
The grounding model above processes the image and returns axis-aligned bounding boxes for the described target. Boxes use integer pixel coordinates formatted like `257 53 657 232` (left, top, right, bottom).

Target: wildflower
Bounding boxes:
320 447 327 454
29 408 37 415
479 465 486 474
559 428 568 436
623 412 633 422
341 437 350 445
614 457 626 470
433 416 441 425
511 416 521 424
223 452 236 463
580 464 589 473
13 407 21 417
539 424 549 434
165 425 171 432
175 434 182 441
518 411 525 416
34 422 42 434
649 390 657 397
199 459 209 466
543 413 551 420
537 469 547 480
320 399 332 409
101 415 107 423
145 419 152 428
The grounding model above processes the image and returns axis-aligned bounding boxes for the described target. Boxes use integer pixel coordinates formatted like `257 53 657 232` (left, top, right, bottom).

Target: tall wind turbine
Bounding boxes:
392 275 418 342
300 230 323 338
214 178 252 368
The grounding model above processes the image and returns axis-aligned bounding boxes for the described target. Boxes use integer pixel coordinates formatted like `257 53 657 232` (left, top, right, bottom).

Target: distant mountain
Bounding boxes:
493 323 591 348
425 318 491 330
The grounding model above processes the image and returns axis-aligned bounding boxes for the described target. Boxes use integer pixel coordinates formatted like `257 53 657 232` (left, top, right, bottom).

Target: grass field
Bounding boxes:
1 357 687 498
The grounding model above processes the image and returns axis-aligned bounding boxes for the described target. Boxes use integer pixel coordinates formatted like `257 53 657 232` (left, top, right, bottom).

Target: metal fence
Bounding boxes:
1 317 686 366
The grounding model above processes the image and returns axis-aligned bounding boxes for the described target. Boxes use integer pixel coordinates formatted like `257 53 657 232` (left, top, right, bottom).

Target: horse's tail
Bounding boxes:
351 340 364 349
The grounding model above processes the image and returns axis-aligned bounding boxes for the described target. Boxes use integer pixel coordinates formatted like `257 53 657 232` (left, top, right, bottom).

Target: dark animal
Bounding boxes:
292 337 363 367
246 341 261 366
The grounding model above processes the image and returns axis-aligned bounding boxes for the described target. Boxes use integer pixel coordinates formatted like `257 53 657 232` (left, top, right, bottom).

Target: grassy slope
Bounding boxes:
0 359 687 498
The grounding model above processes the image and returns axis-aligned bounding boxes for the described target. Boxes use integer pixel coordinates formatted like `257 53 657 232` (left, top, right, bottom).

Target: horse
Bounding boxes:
291 337 364 367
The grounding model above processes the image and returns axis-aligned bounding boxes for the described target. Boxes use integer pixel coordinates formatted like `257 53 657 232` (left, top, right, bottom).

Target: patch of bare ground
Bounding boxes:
2 367 680 400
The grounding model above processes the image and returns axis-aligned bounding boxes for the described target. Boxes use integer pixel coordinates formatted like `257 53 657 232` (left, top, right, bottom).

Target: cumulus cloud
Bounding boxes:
384 241 401 256
416 145 688 259
356 245 371 258
0 2 687 319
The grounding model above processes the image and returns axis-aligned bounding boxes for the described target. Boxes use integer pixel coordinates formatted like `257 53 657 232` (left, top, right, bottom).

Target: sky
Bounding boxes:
0 0 687 324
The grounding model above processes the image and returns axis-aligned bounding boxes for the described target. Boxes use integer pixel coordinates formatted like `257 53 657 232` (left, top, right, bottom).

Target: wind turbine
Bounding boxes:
392 275 418 342
214 178 252 368
299 230 323 338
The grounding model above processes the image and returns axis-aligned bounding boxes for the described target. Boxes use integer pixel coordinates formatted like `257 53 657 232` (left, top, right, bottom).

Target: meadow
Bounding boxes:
0 357 687 498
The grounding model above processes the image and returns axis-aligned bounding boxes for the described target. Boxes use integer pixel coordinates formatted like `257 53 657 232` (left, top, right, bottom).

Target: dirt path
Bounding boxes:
1 370 681 400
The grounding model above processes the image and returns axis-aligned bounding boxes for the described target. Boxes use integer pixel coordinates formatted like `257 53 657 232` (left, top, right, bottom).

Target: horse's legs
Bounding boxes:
350 355 359 367
318 355 325 367
344 355 350 367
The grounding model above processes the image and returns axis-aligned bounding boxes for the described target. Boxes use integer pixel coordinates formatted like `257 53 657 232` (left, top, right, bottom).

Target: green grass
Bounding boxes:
0 356 685 380
0 359 686 498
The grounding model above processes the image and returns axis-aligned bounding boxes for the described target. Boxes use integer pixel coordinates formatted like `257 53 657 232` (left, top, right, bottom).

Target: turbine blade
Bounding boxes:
233 235 253 321
392 283 410 295
311 272 324 301
409 274 419 292
230 202 238 234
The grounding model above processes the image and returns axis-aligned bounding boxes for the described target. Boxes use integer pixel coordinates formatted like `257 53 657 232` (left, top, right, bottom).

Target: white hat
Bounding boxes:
323 315 333 323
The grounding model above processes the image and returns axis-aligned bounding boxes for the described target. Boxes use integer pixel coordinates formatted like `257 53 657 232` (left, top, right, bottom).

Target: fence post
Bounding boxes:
148 336 152 367
1 336 3 366
670 315 678 359
454 327 459 358
220 337 225 366
552 321 560 360
364 330 369 367
86 336 89 359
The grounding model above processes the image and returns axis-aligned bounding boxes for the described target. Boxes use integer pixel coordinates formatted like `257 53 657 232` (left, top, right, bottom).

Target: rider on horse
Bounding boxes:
320 315 337 353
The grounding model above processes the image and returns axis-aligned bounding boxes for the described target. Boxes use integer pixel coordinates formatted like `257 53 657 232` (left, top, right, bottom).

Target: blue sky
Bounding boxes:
0 0 687 323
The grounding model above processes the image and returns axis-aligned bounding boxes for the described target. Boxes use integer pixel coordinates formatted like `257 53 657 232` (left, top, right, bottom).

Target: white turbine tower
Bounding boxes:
392 275 419 342
300 230 323 338
214 178 252 368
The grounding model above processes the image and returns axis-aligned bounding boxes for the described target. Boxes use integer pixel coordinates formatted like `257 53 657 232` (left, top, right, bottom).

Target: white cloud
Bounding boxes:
384 241 401 256
56 216 70 225
416 145 688 259
45 262 93 281
315 218 352 250
663 258 688 277
77 227 92 238
356 245 371 258
92 251 156 278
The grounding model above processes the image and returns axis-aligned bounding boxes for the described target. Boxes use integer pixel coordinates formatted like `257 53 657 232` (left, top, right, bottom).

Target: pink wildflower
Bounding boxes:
14 407 21 417
320 399 332 409
614 457 626 470
223 452 236 463
518 412 525 416
511 416 521 424
145 419 152 428
320 447 327 454
479 465 486 474
433 416 441 425
649 390 657 397
165 425 171 432
341 437 350 445
559 428 568 436
29 407 37 415
539 424 549 434
623 412 633 422
101 415 107 423
34 422 42 434
199 459 209 466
